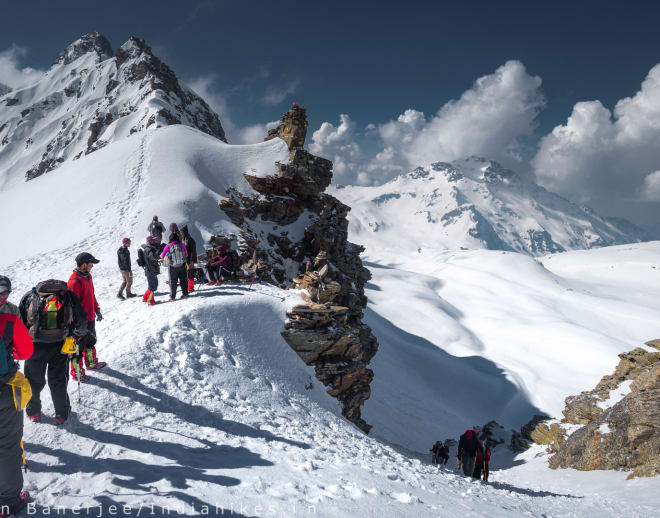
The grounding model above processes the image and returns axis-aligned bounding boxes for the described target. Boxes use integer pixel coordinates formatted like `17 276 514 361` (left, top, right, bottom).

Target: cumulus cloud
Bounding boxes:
310 60 545 185
640 171 660 202
533 63 660 213
0 45 44 89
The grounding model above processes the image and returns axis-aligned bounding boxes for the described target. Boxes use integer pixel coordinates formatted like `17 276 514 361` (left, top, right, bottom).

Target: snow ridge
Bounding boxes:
0 32 226 189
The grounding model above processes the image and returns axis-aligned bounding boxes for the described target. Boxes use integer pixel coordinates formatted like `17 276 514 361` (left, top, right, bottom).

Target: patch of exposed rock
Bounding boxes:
219 105 378 433
529 341 660 478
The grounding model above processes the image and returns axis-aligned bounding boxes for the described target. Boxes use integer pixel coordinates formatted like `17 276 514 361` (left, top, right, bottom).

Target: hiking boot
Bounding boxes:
168 298 175 303
0 490 30 517
71 373 91 382
27 412 42 423
117 293 125 300
87 361 107 370
126 293 137 298
54 411 72 426
181 294 189 298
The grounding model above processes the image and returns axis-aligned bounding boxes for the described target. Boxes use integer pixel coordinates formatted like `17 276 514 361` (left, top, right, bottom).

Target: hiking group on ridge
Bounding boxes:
0 216 239 516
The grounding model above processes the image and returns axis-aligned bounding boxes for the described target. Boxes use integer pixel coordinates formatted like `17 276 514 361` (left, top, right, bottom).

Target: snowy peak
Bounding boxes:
0 32 226 188
52 31 113 67
330 157 647 256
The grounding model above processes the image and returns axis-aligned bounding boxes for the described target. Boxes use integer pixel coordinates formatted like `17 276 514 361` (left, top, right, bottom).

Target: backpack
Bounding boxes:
168 243 186 267
136 248 146 267
20 279 74 344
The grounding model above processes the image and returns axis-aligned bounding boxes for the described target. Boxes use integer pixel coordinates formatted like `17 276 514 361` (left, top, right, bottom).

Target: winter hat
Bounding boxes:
216 245 226 253
180 225 189 236
75 252 100 267
122 237 131 245
169 223 179 233
146 235 158 245
153 215 158 220
465 430 473 439
0 275 11 294
169 233 180 243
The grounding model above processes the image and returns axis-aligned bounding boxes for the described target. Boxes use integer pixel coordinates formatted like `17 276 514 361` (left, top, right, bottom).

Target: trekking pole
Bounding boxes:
249 273 255 289
483 461 487 481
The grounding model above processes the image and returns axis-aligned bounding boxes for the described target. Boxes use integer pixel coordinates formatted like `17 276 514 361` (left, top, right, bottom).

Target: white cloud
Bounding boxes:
640 171 660 202
261 79 301 105
310 60 545 185
0 45 44 89
533 63 660 209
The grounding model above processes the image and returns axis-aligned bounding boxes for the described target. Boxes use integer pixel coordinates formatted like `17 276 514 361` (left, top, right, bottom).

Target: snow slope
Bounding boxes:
0 114 658 515
0 33 225 189
329 157 646 256
359 243 660 453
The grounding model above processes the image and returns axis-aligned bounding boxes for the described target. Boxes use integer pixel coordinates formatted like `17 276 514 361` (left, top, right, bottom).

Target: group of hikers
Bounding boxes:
0 215 237 516
431 428 493 482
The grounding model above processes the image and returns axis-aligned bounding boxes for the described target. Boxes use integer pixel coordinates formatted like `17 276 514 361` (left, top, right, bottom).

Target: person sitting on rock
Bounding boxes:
206 245 232 285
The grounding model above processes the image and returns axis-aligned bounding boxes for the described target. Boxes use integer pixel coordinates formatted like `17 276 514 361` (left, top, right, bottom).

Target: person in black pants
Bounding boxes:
23 290 88 424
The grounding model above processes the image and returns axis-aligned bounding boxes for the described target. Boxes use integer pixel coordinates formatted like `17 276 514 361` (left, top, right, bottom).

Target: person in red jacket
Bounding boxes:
0 276 33 517
67 253 106 381
473 443 491 481
206 245 232 285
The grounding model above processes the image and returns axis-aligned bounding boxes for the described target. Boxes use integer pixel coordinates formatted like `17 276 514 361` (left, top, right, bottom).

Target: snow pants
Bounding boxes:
71 320 98 377
168 265 188 299
0 385 23 512
146 274 158 292
462 453 476 477
473 461 489 481
25 341 70 417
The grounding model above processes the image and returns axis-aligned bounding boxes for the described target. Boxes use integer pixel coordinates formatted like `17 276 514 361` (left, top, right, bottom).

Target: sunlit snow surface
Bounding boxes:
1 127 658 516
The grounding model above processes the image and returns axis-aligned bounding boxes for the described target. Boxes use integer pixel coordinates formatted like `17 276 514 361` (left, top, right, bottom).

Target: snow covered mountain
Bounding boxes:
329 157 647 257
0 82 11 97
0 32 225 189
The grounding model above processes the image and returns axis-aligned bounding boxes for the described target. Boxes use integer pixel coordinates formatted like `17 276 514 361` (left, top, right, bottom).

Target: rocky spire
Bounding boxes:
220 105 379 433
53 32 113 66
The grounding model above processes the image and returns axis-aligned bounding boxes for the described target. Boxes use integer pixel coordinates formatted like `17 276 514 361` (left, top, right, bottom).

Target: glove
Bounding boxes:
96 310 103 322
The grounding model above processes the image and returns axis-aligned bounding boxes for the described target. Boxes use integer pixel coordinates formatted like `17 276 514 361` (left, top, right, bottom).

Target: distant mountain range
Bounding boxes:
329 157 648 256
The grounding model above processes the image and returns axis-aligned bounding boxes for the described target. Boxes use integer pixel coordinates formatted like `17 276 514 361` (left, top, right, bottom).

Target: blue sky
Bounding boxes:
1 0 660 227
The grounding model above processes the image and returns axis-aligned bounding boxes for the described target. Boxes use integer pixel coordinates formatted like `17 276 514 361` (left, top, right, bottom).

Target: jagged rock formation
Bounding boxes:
220 105 378 432
526 341 660 478
0 32 226 186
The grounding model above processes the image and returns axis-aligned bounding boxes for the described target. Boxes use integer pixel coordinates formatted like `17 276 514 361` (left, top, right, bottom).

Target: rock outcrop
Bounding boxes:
545 341 660 478
220 104 378 433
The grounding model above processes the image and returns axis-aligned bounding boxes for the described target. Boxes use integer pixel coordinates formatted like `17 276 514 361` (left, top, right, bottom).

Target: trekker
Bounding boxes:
179 226 197 292
19 280 88 425
473 443 491 481
148 216 165 245
139 235 161 305
431 441 450 466
0 276 33 517
117 238 136 300
457 429 484 478
169 222 180 239
67 253 106 381
161 234 189 301
431 441 442 466
206 245 232 285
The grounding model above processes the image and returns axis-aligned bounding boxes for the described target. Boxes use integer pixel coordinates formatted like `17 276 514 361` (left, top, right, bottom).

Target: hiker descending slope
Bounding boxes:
67 253 106 381
138 235 161 305
20 280 88 425
457 429 485 478
0 276 33 517
161 234 189 301
180 226 197 293
117 238 136 300
148 216 165 245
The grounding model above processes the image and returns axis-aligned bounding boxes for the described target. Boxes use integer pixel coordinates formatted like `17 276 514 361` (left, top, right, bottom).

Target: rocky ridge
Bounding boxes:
0 32 225 186
524 340 660 478
220 105 378 432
